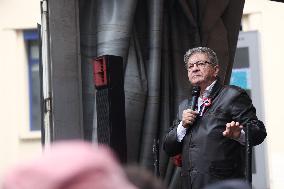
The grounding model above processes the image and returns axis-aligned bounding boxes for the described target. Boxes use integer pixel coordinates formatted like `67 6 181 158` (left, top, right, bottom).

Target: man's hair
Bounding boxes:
184 47 218 69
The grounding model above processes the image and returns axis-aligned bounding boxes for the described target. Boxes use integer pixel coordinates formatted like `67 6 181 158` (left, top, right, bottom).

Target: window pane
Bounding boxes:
24 30 41 131
30 41 39 60
30 63 41 131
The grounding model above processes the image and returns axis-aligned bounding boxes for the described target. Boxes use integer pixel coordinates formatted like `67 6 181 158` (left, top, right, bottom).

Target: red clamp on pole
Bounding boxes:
93 56 108 88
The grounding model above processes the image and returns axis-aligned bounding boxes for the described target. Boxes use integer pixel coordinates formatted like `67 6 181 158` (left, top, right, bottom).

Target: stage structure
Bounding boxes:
93 55 127 163
41 0 245 188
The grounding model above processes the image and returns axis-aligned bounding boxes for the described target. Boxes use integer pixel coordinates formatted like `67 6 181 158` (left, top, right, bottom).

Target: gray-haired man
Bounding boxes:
163 47 266 189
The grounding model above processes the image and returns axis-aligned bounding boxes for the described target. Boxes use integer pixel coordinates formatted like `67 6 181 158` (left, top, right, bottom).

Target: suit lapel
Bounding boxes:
199 80 223 116
209 79 223 100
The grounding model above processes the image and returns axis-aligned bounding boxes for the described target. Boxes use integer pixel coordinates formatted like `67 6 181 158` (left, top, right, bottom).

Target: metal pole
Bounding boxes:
245 123 252 186
40 0 53 147
153 138 160 177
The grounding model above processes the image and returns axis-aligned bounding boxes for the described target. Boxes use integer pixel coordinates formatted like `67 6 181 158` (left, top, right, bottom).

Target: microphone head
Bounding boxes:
191 86 201 97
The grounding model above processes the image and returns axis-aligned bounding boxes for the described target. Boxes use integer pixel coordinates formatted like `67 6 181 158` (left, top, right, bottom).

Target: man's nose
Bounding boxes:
191 64 199 71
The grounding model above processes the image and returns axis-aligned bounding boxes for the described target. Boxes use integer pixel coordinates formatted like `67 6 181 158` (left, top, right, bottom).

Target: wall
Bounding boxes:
1 0 284 188
0 0 42 176
243 0 284 188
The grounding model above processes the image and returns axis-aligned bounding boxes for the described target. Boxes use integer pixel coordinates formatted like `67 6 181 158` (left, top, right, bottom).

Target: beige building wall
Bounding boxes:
0 0 42 176
243 0 284 188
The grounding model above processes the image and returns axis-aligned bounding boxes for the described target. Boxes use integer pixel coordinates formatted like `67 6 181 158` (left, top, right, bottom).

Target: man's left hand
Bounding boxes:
223 121 243 139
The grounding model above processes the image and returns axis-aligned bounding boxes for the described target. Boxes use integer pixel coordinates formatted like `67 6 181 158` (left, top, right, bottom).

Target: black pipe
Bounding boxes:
153 138 160 177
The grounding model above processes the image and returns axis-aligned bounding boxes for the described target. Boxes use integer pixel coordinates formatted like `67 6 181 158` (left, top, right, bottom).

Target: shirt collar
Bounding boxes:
201 80 217 98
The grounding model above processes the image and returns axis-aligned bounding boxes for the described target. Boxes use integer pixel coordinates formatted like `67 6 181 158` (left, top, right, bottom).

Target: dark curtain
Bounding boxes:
79 0 244 188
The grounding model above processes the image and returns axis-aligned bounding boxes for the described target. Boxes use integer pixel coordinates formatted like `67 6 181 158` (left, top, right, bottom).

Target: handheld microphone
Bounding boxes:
189 86 201 110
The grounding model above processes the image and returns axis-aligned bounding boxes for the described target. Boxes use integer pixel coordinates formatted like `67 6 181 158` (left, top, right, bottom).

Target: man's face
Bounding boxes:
187 52 219 88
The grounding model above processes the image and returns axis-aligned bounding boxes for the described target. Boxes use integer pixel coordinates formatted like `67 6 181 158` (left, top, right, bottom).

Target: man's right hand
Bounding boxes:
182 109 198 128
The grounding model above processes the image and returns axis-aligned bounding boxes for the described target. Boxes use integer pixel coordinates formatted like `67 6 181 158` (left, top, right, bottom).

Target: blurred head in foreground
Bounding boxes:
2 140 137 189
124 165 166 189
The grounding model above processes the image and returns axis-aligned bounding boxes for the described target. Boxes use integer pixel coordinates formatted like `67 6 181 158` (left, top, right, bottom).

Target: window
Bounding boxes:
24 30 41 131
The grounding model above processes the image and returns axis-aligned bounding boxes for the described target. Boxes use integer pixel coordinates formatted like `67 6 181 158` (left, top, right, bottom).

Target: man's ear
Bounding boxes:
214 65 220 77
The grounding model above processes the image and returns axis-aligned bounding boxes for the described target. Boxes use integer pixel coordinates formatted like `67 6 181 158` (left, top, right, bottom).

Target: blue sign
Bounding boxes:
230 68 251 89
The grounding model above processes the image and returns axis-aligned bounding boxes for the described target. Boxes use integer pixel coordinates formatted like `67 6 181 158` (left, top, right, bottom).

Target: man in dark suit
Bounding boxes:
163 47 266 189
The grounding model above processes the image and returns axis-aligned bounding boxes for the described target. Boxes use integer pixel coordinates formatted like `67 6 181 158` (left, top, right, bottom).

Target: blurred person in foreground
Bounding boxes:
2 140 137 189
124 164 166 189
163 47 266 189
203 179 251 189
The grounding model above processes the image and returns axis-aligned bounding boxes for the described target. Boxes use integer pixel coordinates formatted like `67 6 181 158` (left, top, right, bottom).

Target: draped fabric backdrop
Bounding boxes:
78 0 244 188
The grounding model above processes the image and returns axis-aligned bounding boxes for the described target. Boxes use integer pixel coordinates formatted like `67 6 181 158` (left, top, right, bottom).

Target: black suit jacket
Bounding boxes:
163 81 267 189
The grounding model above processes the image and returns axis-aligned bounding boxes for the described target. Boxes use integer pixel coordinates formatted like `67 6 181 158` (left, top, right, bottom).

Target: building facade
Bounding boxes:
0 0 42 176
0 0 284 188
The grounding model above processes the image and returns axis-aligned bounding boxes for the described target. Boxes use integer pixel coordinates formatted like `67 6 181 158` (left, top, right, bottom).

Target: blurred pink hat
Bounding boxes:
2 140 137 189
